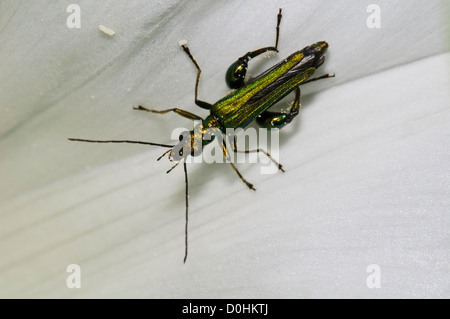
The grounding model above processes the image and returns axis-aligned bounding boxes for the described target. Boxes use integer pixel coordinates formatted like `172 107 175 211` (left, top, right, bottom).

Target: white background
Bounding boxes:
0 0 449 298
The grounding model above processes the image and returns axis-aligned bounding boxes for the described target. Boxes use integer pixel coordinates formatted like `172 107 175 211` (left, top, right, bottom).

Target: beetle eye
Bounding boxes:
179 131 189 141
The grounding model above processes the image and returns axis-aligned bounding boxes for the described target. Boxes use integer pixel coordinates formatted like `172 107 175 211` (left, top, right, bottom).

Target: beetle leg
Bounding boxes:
254 73 334 127
179 42 213 110
256 86 301 129
231 136 284 172
222 141 256 191
225 9 282 90
133 105 203 121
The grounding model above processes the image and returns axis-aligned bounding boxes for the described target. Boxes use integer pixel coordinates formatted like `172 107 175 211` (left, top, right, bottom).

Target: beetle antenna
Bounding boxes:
183 161 189 263
68 138 174 148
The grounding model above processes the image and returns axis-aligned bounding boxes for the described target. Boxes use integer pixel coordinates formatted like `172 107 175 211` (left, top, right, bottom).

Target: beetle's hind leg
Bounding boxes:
225 8 283 90
256 86 301 130
179 41 213 110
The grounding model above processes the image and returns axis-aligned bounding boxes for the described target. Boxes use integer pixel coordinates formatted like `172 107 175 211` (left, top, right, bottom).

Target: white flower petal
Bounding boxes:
0 0 449 298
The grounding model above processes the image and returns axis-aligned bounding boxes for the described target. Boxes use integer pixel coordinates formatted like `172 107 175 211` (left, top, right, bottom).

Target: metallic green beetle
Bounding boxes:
134 9 333 188
69 8 334 262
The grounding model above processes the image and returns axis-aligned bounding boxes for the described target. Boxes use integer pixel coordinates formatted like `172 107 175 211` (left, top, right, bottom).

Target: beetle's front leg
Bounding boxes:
133 105 203 121
179 41 213 110
256 86 301 129
225 8 283 90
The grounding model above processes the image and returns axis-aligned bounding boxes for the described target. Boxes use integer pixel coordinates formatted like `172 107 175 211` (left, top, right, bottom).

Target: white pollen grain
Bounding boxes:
99 25 116 36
